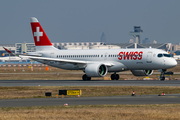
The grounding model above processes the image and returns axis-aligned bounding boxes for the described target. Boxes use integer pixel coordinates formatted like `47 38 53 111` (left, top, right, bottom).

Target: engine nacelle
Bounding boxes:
85 63 108 77
131 70 153 76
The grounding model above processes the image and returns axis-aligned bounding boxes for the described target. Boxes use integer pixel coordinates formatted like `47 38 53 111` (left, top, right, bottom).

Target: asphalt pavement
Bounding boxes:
0 94 180 107
0 80 180 86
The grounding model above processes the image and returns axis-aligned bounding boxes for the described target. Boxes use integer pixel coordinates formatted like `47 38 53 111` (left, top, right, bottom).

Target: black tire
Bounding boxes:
115 74 119 80
160 76 165 81
82 74 91 81
111 74 115 80
87 76 91 80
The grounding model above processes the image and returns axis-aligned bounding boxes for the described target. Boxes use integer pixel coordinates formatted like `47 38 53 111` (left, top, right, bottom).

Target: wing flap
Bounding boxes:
28 56 87 64
27 56 114 67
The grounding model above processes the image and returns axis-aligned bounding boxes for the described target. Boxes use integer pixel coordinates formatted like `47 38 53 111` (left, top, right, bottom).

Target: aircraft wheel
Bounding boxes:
115 74 119 80
111 74 115 80
160 69 166 81
111 74 119 80
82 74 91 81
160 76 165 81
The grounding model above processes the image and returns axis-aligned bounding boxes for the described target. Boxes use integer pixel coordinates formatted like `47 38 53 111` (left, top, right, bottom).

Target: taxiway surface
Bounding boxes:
0 94 180 107
0 80 180 86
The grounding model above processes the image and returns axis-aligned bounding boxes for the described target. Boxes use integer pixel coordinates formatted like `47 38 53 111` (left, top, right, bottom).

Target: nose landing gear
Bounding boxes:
160 69 174 81
160 69 166 81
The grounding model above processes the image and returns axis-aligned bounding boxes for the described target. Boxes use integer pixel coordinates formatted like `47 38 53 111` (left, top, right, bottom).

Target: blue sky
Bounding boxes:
0 0 180 44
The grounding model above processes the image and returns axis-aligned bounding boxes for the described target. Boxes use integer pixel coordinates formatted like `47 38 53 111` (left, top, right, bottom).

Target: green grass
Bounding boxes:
1 104 180 120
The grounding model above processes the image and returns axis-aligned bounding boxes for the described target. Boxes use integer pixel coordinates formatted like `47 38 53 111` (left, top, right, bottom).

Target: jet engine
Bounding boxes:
131 70 153 76
85 63 108 77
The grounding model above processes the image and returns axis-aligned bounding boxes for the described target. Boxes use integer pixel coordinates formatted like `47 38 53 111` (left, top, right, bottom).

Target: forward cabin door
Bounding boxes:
146 52 152 63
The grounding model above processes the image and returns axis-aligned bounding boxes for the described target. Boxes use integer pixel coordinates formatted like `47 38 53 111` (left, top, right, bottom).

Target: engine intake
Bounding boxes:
85 63 108 77
131 70 153 76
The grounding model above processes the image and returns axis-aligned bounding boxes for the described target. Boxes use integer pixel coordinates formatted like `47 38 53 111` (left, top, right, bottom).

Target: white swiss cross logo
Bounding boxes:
34 27 43 42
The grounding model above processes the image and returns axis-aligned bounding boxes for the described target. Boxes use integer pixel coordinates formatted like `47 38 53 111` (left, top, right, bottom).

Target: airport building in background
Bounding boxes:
129 26 143 44
142 38 151 44
15 43 36 54
100 32 106 43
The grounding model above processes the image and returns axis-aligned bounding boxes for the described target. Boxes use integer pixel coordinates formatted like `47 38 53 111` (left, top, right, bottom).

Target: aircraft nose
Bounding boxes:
165 58 177 69
171 59 177 67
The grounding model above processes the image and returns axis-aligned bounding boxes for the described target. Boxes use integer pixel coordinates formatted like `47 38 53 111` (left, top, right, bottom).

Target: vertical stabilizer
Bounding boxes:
30 17 57 51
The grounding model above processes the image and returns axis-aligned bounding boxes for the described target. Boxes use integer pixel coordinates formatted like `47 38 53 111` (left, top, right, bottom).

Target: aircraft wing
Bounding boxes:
3 47 114 66
27 56 114 67
28 56 87 64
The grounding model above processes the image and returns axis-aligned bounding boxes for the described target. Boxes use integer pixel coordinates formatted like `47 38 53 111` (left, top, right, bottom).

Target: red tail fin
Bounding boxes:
30 17 52 46
3 47 15 56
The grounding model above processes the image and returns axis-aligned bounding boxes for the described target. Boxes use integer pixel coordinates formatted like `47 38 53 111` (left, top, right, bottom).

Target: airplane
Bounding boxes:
0 56 30 62
174 55 180 60
4 17 177 81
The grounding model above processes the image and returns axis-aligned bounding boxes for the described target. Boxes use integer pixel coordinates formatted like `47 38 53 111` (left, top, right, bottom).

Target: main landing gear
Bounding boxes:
82 74 91 81
111 72 119 80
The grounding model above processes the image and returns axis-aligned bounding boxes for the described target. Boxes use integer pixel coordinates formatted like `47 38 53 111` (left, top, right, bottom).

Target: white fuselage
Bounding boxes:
33 48 177 72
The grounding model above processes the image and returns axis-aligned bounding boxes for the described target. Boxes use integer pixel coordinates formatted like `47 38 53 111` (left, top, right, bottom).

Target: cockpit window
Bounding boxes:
163 54 171 57
157 53 171 58
157 54 163 57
